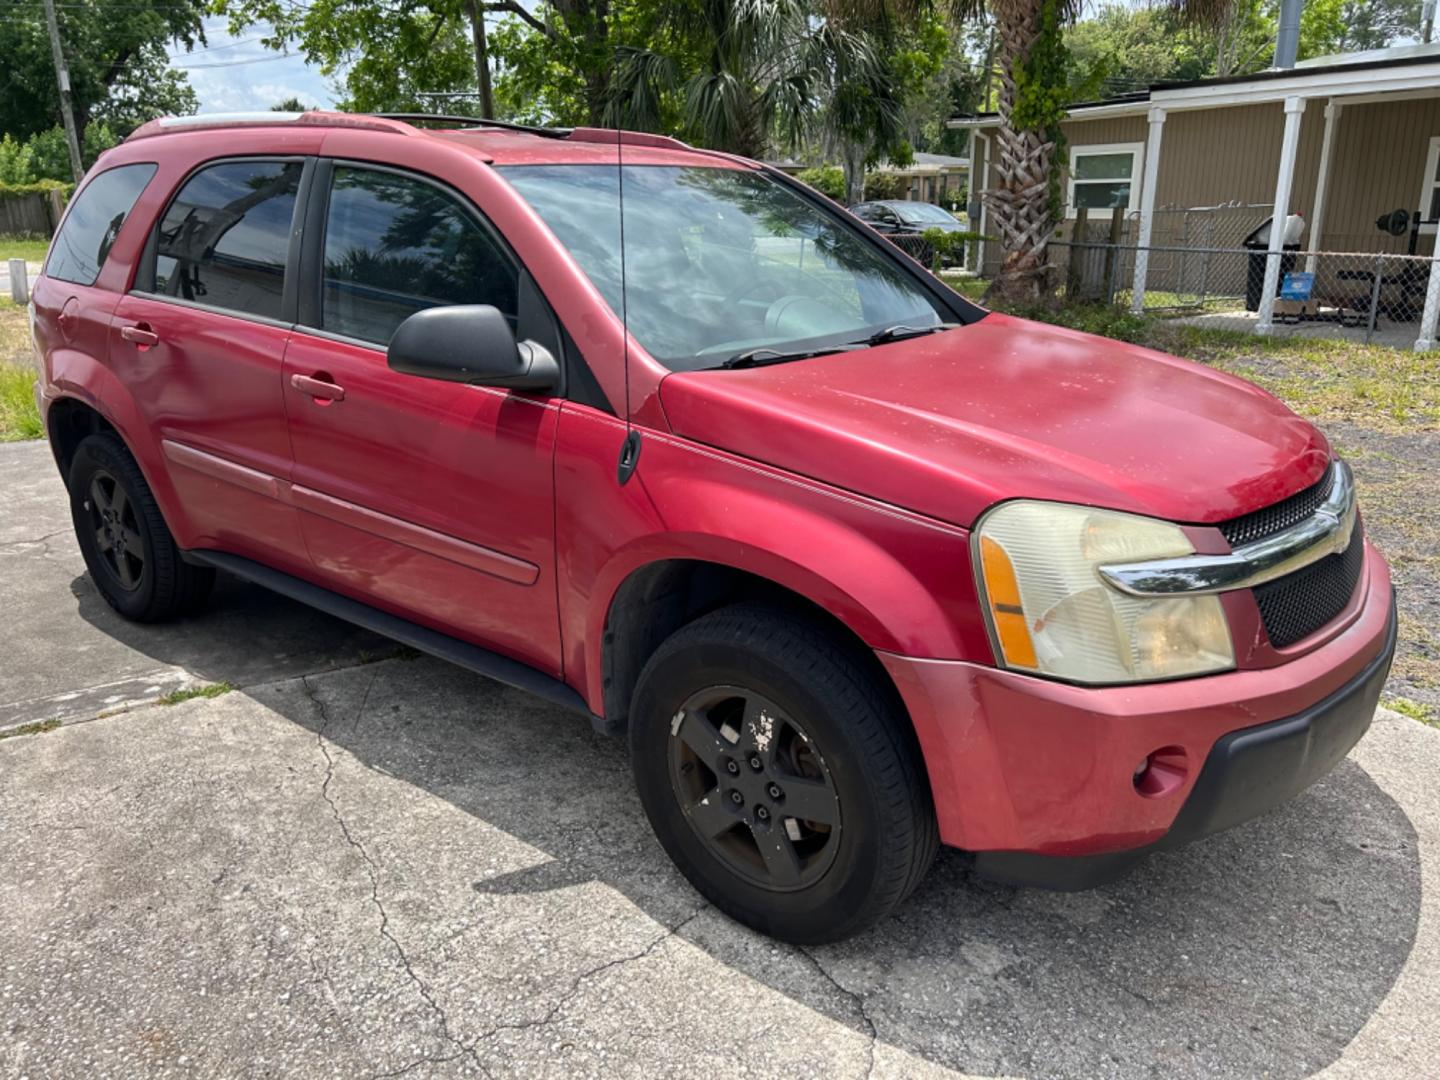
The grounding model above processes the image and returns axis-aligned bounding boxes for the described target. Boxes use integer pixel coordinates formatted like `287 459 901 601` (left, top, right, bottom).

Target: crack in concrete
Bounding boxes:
798 947 878 1080
0 527 71 550
469 903 710 1055
301 672 492 1080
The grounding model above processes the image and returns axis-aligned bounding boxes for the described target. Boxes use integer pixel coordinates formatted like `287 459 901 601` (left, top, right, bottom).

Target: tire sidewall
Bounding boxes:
630 631 893 940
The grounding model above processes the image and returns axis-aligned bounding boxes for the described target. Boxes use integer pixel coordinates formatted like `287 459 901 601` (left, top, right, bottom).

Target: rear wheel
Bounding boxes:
630 605 937 943
68 433 214 622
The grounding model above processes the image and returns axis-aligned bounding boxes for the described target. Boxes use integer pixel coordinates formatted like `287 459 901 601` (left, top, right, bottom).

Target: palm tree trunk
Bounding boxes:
985 3 1058 307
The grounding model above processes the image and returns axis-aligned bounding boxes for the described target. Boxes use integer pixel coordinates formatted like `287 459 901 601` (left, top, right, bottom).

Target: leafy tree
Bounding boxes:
271 97 317 112
1298 0 1423 56
0 0 204 141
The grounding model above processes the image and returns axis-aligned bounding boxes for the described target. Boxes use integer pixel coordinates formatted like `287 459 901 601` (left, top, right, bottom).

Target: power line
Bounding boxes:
171 52 298 69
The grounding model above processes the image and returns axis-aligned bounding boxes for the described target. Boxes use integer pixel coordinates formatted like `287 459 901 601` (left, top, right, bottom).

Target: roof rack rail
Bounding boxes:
371 113 573 139
126 111 418 141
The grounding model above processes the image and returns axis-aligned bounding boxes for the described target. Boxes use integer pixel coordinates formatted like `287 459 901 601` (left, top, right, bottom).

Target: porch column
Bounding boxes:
1305 100 1341 274
974 133 990 274
1416 252 1440 351
1130 106 1166 315
1256 96 1308 335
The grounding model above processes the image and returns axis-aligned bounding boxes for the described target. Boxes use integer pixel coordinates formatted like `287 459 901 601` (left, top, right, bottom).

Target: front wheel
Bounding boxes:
629 605 938 943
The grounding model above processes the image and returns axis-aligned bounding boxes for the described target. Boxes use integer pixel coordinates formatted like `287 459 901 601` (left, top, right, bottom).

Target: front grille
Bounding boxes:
1252 520 1365 648
1220 462 1335 547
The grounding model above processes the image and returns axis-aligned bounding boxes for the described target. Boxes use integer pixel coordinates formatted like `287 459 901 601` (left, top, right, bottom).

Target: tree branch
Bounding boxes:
485 0 552 37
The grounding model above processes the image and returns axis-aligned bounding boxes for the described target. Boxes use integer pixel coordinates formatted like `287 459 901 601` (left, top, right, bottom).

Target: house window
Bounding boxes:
1067 143 1143 217
1421 135 1440 231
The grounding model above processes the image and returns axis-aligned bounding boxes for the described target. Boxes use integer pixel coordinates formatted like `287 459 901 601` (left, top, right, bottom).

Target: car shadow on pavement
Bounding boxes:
76 573 1423 1080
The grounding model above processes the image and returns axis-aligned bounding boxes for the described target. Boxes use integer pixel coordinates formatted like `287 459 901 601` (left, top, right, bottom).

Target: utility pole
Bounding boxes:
467 0 495 120
41 0 85 183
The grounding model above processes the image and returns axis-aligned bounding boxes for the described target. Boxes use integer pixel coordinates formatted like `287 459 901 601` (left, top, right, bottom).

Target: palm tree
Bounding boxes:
940 0 1233 305
606 0 907 199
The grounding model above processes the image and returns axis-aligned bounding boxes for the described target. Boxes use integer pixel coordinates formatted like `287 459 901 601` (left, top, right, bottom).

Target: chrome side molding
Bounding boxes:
1098 460 1357 597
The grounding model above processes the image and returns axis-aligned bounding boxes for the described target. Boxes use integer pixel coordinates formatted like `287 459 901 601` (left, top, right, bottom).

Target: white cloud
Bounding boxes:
170 19 337 114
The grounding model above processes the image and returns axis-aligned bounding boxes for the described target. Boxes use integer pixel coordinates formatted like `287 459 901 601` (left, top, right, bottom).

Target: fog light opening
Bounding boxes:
1133 746 1189 799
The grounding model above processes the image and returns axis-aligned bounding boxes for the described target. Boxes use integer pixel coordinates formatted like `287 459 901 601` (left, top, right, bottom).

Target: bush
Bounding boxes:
0 124 119 185
862 172 902 201
795 167 846 201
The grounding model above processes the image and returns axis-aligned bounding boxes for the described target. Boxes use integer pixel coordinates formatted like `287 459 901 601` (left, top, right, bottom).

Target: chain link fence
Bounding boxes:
1042 231 1439 350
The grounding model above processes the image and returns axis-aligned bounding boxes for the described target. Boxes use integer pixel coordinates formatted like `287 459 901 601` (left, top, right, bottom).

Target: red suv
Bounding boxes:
31 113 1395 943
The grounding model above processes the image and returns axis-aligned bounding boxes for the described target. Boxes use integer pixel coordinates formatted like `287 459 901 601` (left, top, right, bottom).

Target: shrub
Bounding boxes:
862 172 902 201
795 167 846 201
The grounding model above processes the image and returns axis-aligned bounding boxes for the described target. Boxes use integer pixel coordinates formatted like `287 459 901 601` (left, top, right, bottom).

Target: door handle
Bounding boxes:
291 373 346 402
120 324 159 349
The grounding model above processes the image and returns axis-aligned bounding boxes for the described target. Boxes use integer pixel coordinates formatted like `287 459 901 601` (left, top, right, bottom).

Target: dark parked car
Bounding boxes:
850 200 968 264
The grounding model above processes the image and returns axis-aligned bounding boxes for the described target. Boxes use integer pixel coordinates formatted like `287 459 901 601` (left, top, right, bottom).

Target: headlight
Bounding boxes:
974 501 1234 684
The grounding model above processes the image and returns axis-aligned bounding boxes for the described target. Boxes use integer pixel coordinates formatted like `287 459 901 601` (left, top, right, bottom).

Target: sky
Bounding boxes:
174 18 338 114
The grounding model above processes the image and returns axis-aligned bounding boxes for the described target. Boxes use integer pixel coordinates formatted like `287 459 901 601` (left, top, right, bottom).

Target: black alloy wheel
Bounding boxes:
83 468 146 592
668 685 841 892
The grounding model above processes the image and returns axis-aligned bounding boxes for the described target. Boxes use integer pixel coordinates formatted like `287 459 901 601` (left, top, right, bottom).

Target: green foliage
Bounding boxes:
1298 0 1423 57
157 682 234 706
1066 6 1212 91
1011 0 1074 219
1386 697 1437 727
862 173 902 201
1 361 45 443
271 97 316 112
0 1 202 142
0 126 117 185
921 226 976 272
796 167 846 200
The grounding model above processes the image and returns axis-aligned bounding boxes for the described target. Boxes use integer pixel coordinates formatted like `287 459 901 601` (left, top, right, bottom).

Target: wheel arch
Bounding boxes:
42 388 195 548
598 556 911 738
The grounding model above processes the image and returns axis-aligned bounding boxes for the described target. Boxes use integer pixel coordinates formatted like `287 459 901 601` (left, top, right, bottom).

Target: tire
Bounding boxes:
629 604 938 944
68 432 214 622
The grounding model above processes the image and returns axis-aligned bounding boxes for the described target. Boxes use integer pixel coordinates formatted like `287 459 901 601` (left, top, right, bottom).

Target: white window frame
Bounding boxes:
1420 134 1440 235
1066 141 1144 219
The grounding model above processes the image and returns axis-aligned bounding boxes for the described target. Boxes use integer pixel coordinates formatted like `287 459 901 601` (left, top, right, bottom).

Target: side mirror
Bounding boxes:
387 304 559 392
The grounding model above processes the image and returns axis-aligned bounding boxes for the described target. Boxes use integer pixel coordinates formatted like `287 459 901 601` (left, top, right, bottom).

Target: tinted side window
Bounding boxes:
46 163 157 286
319 166 518 346
152 160 302 321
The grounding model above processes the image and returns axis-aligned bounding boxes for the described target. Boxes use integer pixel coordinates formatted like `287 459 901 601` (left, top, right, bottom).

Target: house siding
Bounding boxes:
971 94 1439 276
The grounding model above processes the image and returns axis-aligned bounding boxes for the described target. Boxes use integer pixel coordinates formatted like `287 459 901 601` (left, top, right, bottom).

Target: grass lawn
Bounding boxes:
0 235 49 264
0 299 41 441
958 279 1440 726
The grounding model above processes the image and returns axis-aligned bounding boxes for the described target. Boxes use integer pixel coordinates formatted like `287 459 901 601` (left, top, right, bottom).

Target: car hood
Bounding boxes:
658 313 1329 529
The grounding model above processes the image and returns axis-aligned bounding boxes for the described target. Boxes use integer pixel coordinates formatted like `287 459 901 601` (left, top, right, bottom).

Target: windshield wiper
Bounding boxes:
718 344 861 370
859 322 959 347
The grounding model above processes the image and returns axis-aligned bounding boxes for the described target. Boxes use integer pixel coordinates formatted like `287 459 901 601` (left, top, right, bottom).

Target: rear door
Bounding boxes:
110 157 310 570
35 163 159 408
282 160 562 673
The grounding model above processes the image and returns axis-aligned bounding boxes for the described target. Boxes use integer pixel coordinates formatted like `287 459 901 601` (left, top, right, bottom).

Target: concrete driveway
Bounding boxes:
2 437 1438 1079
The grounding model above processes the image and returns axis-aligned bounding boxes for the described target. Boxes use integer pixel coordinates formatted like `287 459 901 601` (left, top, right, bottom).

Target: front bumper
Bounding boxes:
880 542 1395 884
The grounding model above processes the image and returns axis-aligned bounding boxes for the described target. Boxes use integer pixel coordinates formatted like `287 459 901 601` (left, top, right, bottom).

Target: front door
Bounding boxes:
111 157 308 570
282 162 562 673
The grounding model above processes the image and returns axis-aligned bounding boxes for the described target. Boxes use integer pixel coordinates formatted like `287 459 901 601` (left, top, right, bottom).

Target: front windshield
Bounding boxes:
894 202 960 225
501 165 950 370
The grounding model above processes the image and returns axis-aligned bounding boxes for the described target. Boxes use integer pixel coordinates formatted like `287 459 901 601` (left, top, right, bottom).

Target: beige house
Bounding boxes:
868 152 970 206
950 42 1440 349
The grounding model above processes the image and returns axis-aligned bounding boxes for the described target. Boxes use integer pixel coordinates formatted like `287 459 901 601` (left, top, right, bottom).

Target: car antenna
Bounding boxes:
616 127 641 486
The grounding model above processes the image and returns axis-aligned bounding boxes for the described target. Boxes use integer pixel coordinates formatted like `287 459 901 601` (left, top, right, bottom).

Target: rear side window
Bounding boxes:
318 166 518 345
46 163 157 286
152 159 303 321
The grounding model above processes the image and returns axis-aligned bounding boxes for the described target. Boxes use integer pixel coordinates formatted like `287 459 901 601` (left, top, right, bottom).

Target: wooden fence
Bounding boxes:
0 189 67 236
